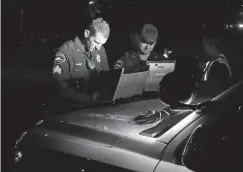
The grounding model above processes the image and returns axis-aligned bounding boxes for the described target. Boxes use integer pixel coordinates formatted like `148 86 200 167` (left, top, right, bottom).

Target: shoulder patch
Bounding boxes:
130 51 137 57
54 52 66 65
53 65 62 74
113 59 123 70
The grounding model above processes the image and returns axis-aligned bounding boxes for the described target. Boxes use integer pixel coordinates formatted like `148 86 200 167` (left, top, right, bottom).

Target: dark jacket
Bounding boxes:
113 50 165 72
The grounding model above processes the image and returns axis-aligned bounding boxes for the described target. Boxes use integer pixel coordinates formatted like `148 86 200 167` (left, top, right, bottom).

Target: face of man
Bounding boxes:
137 24 158 55
139 41 156 55
84 30 108 52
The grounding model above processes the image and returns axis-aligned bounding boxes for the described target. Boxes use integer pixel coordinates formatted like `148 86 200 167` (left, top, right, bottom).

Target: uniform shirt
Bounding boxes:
113 50 165 72
52 36 110 103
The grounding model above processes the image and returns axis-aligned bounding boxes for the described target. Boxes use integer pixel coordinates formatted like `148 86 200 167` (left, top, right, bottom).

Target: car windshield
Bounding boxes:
212 81 243 103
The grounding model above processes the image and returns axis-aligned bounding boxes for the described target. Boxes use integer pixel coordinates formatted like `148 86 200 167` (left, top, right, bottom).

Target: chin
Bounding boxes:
142 51 151 55
89 47 95 52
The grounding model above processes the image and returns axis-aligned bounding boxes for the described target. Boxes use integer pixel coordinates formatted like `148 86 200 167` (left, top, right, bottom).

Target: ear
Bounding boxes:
84 29 90 38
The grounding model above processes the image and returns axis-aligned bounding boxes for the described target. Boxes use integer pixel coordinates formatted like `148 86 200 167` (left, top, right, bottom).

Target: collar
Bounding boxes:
74 36 92 55
74 37 85 51
74 37 93 61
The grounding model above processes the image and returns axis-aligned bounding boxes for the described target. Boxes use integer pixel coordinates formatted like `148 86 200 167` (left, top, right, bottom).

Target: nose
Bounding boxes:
145 44 149 49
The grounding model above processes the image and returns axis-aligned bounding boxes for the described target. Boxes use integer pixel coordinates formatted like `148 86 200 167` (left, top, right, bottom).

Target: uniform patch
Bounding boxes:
53 65 62 74
96 54 101 63
54 52 66 65
113 60 123 69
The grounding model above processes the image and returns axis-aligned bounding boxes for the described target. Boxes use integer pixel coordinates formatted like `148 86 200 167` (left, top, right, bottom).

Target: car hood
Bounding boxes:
18 99 195 172
29 99 170 147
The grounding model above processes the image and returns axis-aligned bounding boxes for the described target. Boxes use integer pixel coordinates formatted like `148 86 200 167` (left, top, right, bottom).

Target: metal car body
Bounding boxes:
181 81 243 172
13 81 243 172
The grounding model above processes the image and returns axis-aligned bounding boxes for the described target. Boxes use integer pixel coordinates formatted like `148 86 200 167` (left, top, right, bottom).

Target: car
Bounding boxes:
12 81 243 172
182 81 243 172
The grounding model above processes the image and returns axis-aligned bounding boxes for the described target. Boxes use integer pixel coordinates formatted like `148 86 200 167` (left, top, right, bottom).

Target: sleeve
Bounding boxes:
52 48 92 103
52 51 70 80
157 53 166 61
152 51 166 61
100 47 110 71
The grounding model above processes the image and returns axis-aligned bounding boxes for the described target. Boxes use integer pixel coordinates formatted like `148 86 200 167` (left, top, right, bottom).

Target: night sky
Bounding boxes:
3 1 240 39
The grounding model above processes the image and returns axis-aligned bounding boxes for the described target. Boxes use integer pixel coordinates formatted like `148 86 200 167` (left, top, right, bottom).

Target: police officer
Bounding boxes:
52 17 110 105
113 24 165 72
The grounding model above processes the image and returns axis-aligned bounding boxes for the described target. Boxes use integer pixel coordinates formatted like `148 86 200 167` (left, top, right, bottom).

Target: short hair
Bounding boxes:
88 17 110 38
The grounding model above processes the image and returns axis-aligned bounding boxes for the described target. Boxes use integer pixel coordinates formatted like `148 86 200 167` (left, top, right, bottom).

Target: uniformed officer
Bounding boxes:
52 17 110 105
113 24 165 72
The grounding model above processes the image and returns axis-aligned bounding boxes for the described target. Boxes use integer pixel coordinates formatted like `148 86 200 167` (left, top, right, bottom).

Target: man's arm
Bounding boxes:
150 50 167 61
52 51 92 103
100 46 110 71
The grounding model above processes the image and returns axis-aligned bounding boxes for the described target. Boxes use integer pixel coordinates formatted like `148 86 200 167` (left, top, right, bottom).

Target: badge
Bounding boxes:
53 65 62 74
96 54 101 63
54 52 66 65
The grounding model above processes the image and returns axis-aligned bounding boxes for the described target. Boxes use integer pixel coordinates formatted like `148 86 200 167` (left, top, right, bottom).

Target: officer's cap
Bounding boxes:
140 24 158 44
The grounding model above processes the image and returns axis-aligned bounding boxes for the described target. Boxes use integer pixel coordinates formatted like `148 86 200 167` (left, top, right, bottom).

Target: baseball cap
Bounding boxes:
140 24 158 44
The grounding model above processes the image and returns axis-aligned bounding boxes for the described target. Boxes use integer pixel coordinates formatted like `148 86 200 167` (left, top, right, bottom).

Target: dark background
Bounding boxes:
2 1 243 171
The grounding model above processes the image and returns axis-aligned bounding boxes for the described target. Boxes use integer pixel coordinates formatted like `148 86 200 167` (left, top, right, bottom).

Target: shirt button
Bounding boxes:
76 49 80 52
74 69 77 72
